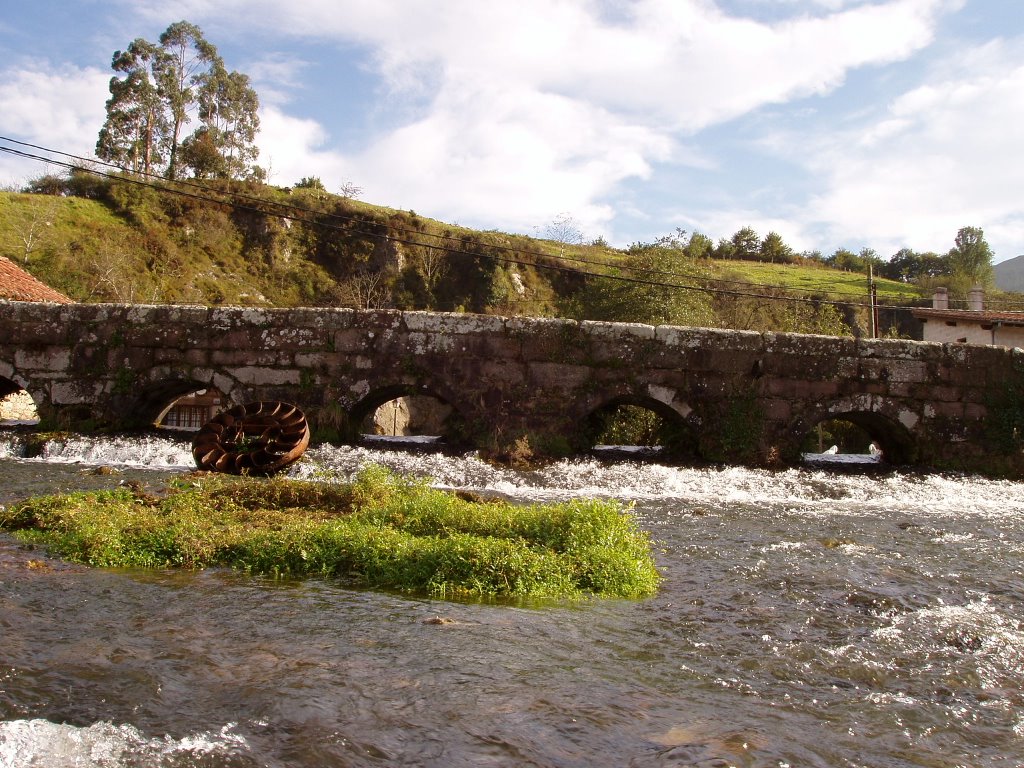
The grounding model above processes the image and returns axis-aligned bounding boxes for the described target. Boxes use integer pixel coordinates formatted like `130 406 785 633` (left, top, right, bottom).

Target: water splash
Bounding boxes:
0 719 251 768
4 428 1024 518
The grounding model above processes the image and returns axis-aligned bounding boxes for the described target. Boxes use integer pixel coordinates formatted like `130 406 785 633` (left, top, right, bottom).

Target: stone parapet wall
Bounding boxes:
2 300 1023 476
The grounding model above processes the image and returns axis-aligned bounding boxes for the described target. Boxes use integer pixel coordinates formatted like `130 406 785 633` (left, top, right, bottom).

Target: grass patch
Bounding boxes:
0 466 661 600
714 260 923 302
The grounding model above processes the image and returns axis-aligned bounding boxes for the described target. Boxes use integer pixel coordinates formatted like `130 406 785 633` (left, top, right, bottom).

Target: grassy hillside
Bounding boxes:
0 174 929 336
717 260 919 302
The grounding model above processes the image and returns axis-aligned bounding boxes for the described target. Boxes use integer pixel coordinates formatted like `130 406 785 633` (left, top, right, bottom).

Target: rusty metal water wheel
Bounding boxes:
192 401 310 475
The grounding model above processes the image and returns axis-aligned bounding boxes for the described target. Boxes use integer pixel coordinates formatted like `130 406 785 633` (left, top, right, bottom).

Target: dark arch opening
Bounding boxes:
129 379 224 430
799 411 916 467
155 387 227 432
0 376 20 400
583 396 697 459
350 384 458 447
0 378 39 425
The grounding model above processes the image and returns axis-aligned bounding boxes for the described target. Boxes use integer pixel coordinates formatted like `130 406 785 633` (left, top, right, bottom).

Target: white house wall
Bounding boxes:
921 320 1024 348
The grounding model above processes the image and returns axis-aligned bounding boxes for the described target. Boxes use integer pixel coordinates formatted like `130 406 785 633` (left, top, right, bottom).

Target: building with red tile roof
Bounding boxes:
0 256 72 303
912 287 1024 347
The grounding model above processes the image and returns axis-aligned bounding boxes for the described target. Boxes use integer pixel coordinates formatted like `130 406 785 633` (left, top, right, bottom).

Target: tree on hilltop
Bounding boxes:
96 38 167 177
880 247 946 282
947 226 994 286
729 226 760 261
96 21 262 182
759 231 794 264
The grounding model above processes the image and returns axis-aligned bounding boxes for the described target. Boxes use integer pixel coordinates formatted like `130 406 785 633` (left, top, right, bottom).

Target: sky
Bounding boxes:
0 0 1021 262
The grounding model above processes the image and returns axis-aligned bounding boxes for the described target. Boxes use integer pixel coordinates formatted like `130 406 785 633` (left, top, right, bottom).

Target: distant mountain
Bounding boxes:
994 255 1024 292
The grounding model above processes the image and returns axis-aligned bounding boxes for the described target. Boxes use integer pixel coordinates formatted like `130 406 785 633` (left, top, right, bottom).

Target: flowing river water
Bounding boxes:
0 430 1022 767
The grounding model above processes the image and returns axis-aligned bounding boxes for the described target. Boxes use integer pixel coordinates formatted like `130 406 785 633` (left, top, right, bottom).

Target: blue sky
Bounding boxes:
1 0 1021 262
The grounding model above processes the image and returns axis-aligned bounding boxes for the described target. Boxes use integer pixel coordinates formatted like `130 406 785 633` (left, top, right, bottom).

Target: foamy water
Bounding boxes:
4 430 1024 515
0 720 249 767
2 429 1023 767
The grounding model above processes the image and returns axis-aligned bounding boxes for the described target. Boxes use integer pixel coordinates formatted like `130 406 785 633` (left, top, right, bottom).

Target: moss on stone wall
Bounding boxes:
702 388 766 463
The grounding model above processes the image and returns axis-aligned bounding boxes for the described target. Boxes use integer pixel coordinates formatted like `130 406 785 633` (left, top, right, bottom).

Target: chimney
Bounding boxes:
932 287 948 310
967 285 984 311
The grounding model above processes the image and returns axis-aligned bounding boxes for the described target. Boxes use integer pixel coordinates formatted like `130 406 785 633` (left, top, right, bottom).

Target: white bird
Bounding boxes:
824 445 839 455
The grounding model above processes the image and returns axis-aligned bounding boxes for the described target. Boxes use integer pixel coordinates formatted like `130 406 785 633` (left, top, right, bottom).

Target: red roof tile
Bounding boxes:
0 256 73 303
911 307 1024 326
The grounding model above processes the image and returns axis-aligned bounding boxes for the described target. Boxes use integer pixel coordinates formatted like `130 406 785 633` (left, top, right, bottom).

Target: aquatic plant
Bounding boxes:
0 466 661 600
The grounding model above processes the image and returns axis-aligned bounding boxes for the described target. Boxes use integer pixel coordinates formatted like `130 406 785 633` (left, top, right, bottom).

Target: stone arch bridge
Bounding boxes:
2 300 1023 476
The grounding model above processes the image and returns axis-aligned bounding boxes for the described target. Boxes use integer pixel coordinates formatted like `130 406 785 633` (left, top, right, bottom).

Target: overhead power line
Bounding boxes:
2 135 1005 313
0 137 919 305
11 139 891 300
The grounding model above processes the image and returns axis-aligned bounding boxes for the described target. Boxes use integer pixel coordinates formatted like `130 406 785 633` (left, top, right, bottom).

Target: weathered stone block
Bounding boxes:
527 362 592 390
258 326 327 350
294 352 340 369
964 402 986 420
708 348 764 375
775 332 855 359
927 384 964 402
13 322 74 346
403 311 505 336
767 378 808 398
807 380 841 398
15 347 71 372
472 359 528 388
763 398 792 421
51 379 103 404
232 366 301 386
209 349 289 367
509 317 588 364
333 328 376 354
883 359 929 383
286 306 355 331
351 310 404 331
403 331 458 356
581 319 656 341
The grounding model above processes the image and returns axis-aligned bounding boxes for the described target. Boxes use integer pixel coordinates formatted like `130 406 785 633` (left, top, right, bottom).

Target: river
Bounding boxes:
0 430 1022 767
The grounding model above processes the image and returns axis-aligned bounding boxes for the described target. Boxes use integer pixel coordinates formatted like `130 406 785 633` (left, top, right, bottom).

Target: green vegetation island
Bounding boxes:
0 467 662 601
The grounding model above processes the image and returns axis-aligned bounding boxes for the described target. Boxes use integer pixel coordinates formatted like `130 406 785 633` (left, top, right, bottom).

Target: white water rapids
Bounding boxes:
1 430 1022 767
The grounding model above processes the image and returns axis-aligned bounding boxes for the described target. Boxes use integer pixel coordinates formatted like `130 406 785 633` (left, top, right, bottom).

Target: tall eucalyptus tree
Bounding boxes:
95 38 167 176
96 21 261 181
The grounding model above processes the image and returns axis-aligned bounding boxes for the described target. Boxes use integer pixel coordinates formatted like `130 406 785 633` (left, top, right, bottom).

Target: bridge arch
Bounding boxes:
0 374 23 401
117 366 243 429
789 398 918 465
0 360 42 424
0 360 28 398
579 393 699 458
346 381 466 445
0 375 40 425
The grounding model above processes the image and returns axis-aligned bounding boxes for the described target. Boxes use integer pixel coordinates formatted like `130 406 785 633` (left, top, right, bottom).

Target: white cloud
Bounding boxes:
256 106 349 187
228 0 957 236
337 84 672 236
245 54 311 108
0 65 109 184
3 0 985 259
211 0 953 128
795 37 1024 259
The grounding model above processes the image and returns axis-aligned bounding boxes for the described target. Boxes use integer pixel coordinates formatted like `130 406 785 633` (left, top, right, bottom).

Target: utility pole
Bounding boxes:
868 265 878 338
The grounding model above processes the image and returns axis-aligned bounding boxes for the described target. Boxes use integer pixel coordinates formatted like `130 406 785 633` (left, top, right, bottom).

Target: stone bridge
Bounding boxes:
2 300 1023 476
